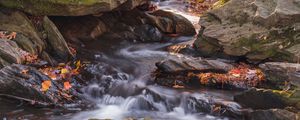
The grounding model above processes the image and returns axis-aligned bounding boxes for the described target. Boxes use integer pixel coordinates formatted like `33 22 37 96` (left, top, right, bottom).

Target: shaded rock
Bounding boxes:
156 56 234 73
194 0 300 62
0 64 79 105
0 10 44 52
42 16 73 61
133 24 162 42
51 16 107 45
13 33 38 55
247 109 299 120
0 39 23 64
259 62 300 88
0 0 146 16
234 88 300 110
149 10 196 36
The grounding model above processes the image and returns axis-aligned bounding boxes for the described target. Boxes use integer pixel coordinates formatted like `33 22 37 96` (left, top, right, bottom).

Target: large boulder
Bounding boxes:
194 0 300 62
0 0 147 16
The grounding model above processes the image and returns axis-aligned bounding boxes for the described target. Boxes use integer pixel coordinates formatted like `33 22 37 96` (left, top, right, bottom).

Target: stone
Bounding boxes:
0 0 147 16
156 56 234 73
42 16 74 61
133 24 162 42
248 109 299 120
0 64 79 105
194 0 300 62
234 88 300 109
13 33 38 55
0 39 23 65
259 62 300 88
51 15 108 45
151 10 196 36
0 10 45 53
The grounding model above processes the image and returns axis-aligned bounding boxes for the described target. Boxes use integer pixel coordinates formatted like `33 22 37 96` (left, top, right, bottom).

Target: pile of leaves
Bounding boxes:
184 0 219 15
39 61 81 92
188 64 265 88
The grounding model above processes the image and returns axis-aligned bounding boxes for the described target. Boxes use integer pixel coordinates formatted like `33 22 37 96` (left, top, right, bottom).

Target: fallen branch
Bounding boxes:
0 93 56 107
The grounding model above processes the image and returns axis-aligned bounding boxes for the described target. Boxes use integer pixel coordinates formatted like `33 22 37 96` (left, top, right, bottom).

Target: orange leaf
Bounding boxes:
64 82 72 90
41 80 51 92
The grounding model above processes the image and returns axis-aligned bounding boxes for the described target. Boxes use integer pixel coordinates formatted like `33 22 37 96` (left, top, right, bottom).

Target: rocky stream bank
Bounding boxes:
0 0 299 120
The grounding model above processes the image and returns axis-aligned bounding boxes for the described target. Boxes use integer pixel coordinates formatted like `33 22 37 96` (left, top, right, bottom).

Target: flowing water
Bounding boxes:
0 1 242 120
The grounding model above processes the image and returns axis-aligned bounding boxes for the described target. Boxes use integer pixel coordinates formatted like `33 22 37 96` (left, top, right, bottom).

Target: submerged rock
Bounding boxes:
194 0 300 62
0 0 147 16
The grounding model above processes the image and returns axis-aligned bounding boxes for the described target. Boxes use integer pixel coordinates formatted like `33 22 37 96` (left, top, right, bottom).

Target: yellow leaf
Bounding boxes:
41 80 51 92
61 68 69 74
64 82 72 90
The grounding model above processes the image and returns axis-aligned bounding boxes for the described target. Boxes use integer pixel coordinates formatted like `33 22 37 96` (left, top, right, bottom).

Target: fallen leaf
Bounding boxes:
173 84 185 89
41 80 51 92
61 68 69 74
64 82 72 90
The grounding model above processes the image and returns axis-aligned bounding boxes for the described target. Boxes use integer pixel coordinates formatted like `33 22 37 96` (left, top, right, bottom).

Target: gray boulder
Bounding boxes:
194 0 300 62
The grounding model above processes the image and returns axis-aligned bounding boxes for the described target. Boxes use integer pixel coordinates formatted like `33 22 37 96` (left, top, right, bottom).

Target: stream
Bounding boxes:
0 1 242 120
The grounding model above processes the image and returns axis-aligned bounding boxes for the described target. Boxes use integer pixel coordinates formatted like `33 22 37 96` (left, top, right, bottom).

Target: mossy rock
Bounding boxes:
0 0 145 16
234 88 300 110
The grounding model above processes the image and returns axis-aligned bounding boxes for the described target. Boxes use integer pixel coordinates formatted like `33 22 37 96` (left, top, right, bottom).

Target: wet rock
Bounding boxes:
259 62 300 89
0 0 147 16
144 87 243 119
0 10 44 52
0 64 79 105
194 0 300 62
0 39 23 65
133 24 162 42
42 16 74 61
234 88 300 110
156 56 234 73
147 10 196 36
247 109 299 120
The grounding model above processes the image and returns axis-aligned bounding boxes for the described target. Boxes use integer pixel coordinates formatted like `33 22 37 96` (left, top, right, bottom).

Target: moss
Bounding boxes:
0 0 112 15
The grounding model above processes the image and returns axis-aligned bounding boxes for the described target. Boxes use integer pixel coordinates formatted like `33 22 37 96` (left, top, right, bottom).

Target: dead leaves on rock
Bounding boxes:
188 64 265 88
0 31 17 40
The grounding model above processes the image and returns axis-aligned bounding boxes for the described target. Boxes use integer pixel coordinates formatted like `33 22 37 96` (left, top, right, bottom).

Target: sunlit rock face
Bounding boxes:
0 0 147 16
194 0 300 63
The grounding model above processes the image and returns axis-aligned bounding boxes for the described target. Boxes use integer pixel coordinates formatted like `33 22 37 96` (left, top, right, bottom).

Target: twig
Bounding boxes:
0 93 52 107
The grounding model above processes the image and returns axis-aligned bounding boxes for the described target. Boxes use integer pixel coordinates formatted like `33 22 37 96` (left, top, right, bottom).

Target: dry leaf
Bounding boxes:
61 68 69 74
41 80 51 92
64 81 72 90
